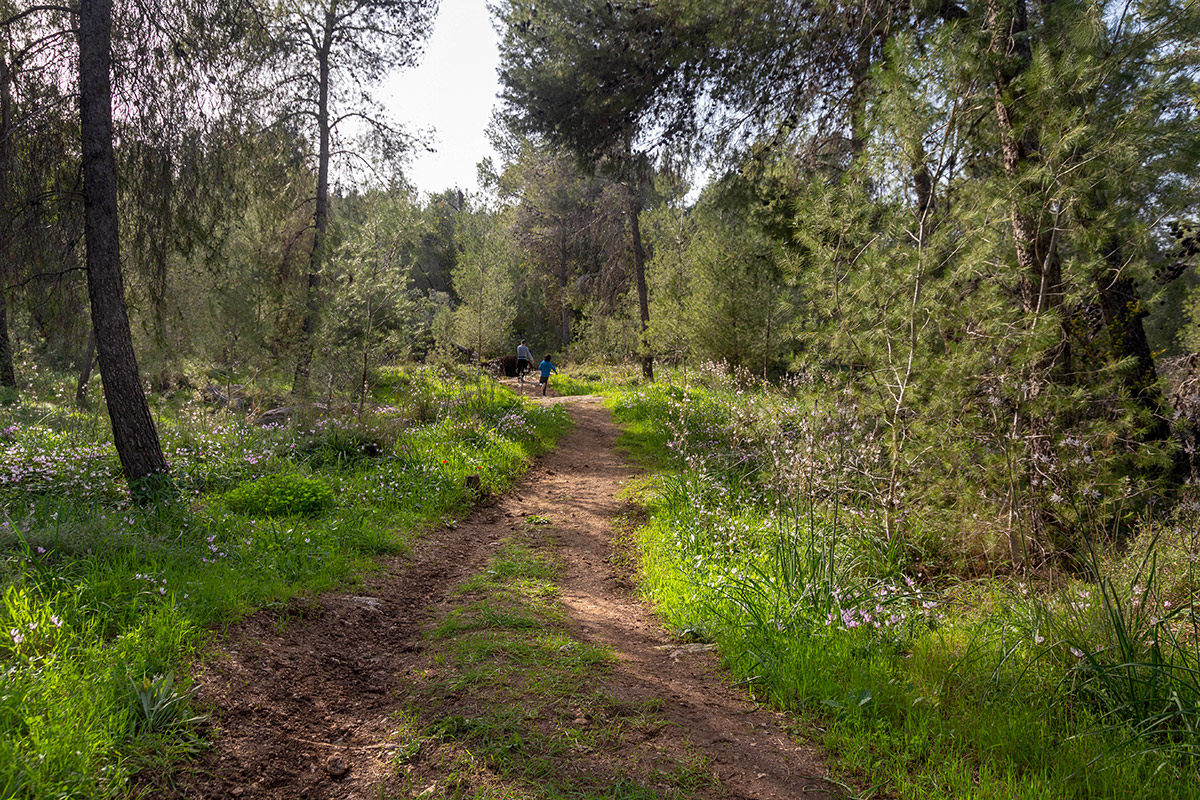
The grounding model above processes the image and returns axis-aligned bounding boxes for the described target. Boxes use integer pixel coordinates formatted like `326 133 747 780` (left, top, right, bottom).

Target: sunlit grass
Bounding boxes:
611 374 1200 800
0 366 570 797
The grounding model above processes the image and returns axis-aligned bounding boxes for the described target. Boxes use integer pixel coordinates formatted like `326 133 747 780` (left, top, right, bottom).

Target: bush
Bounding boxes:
223 474 335 517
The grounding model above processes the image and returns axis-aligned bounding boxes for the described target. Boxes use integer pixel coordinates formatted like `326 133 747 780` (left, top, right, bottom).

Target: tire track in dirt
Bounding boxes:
161 394 841 799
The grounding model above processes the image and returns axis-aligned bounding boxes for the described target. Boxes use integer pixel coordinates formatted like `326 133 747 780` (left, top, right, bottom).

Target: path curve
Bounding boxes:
163 396 839 799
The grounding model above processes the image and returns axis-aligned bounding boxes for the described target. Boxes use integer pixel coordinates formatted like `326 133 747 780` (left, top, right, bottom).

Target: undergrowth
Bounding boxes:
611 370 1200 800
0 365 569 798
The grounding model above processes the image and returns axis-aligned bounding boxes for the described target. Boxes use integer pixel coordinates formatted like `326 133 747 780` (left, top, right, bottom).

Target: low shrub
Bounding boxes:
223 474 335 517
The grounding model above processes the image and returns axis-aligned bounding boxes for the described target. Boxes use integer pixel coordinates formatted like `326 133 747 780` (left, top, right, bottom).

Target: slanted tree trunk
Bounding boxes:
78 0 168 493
292 6 336 399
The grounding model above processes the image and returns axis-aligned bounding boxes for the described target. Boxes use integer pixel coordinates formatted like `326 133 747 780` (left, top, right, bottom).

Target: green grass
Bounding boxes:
0 366 571 798
610 376 1200 800
546 374 605 396
544 363 649 398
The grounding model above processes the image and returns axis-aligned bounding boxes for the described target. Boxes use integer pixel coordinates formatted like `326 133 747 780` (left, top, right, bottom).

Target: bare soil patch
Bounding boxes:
160 395 841 799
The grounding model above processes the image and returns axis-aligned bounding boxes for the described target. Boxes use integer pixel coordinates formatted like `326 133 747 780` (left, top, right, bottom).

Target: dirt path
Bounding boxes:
165 396 840 799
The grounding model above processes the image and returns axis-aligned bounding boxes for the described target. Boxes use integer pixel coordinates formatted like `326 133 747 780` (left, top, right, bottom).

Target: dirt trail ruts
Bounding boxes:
163 395 840 799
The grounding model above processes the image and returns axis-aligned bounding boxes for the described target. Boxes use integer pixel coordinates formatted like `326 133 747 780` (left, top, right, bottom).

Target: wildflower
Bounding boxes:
50 615 61 628
1070 646 1084 658
9 629 23 645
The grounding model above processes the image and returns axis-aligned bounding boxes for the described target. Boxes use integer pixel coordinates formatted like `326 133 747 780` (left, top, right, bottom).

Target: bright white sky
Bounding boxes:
382 0 502 197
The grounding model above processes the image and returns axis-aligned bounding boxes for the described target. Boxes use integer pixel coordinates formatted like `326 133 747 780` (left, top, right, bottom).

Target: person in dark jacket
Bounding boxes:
516 339 532 383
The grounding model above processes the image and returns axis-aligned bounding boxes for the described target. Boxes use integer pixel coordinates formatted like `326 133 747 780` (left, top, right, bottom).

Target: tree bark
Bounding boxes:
78 0 169 492
293 4 337 399
558 229 570 348
988 0 1062 317
0 56 15 390
627 183 653 381
0 284 14 390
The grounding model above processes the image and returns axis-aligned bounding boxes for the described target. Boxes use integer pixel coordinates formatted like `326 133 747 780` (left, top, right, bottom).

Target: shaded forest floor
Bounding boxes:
155 394 845 799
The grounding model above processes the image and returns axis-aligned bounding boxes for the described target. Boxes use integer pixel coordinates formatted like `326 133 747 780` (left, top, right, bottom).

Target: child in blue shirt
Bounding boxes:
538 355 557 396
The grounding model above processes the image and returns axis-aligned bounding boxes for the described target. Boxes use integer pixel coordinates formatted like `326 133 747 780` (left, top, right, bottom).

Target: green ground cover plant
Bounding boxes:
0 366 569 798
610 368 1200 799
223 473 336 516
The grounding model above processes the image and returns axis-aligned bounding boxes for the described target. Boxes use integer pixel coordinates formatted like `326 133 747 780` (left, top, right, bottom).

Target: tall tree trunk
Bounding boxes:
627 184 652 381
150 148 172 388
78 0 169 493
0 56 15 390
987 0 1064 550
558 229 570 348
0 284 13 390
988 0 1062 317
847 34 873 164
293 6 337 399
911 142 935 244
